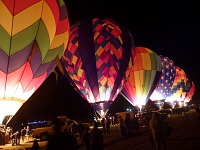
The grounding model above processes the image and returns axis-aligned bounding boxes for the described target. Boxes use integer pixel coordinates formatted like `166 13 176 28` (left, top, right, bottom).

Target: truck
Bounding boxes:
31 116 90 141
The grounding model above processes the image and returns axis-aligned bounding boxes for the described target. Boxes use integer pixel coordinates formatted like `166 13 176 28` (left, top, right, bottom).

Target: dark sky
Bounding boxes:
8 0 200 126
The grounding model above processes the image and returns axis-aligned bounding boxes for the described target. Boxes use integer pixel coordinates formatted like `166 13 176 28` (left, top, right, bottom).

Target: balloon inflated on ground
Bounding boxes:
150 55 176 109
120 47 162 111
61 17 135 118
0 0 70 124
165 66 187 108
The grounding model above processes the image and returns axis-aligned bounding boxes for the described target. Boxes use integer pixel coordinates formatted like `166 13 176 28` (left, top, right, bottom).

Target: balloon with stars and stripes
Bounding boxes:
150 55 176 109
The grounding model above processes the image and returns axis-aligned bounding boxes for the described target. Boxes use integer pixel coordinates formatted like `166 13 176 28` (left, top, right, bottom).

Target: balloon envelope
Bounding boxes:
150 56 176 107
120 47 162 110
62 17 135 118
0 0 70 124
165 66 187 107
184 81 195 104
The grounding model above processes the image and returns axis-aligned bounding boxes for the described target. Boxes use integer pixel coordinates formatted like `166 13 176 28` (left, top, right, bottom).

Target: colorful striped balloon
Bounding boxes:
0 0 70 124
62 17 135 118
120 47 162 110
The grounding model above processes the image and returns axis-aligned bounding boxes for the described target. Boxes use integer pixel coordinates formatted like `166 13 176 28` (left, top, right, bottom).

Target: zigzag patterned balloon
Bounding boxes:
165 66 187 107
0 0 70 124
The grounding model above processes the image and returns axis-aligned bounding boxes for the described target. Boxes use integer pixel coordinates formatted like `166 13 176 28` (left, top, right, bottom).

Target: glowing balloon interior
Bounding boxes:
150 56 176 109
0 0 70 124
120 47 162 110
62 17 135 118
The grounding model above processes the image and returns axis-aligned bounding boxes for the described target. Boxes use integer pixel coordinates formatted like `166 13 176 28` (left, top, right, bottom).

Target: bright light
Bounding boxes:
100 110 104 117
0 100 24 124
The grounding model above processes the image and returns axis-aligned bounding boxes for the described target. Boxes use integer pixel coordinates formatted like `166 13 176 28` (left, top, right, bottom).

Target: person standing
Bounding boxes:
83 128 91 150
124 114 131 136
25 126 30 142
77 121 85 140
106 117 111 134
21 127 26 143
118 116 126 137
47 118 79 150
90 121 103 150
101 118 106 134
32 139 39 150
149 113 166 150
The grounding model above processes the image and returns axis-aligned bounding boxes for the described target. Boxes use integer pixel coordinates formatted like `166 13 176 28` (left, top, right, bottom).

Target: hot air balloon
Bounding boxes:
165 66 187 108
0 0 70 124
61 17 135 118
150 55 176 109
184 81 195 106
120 47 162 111
180 77 192 101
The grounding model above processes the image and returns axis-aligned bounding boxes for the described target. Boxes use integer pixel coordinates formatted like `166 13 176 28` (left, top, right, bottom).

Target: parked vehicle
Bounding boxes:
158 109 173 117
31 116 90 141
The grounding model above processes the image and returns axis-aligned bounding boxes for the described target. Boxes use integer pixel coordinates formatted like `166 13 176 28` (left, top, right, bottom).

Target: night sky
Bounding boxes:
8 1 200 126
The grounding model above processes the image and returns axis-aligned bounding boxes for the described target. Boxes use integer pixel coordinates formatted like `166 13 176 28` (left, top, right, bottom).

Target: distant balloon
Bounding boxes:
0 0 70 124
165 66 187 108
62 17 135 118
184 81 195 105
150 56 176 109
120 47 162 110
180 77 192 101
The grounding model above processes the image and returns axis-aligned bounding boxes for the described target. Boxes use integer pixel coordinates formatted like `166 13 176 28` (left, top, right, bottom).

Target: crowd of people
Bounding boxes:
46 118 104 150
0 111 175 150
0 125 31 146
118 114 140 137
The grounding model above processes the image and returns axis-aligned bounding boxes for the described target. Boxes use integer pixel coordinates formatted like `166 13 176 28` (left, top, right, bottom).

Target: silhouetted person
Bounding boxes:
11 130 20 146
125 114 131 136
106 117 111 134
25 126 30 142
149 113 166 150
77 121 85 140
131 116 140 135
118 116 126 137
83 128 91 150
21 127 26 143
101 118 106 134
32 139 39 150
90 121 103 150
47 118 79 150
163 120 173 140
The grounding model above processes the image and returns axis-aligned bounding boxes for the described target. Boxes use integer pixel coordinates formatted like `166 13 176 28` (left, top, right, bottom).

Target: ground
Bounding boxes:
0 109 199 150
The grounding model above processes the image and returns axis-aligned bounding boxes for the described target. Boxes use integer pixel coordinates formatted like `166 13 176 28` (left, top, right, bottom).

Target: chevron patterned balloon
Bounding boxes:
165 66 187 107
184 81 195 104
0 0 70 124
62 17 135 118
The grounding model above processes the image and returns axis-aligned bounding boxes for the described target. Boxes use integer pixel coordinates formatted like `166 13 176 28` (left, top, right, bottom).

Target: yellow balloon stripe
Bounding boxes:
49 30 69 51
12 1 43 36
42 1 57 45
141 53 151 70
0 1 12 35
